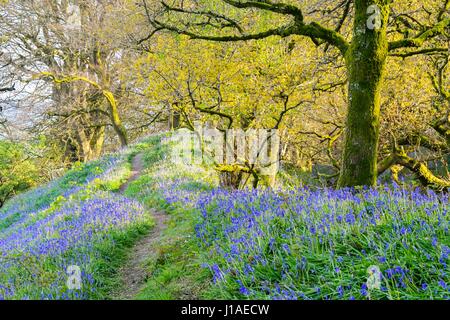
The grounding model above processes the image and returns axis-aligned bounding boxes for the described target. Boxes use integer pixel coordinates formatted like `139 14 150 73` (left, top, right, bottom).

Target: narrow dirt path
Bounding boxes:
119 153 145 193
113 153 169 300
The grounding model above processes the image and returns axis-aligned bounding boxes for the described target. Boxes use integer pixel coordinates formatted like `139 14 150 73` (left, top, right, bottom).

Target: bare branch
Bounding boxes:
142 0 350 55
389 18 450 51
389 47 448 58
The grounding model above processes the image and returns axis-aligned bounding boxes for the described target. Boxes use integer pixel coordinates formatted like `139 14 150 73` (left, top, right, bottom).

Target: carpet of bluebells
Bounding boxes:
0 155 124 230
147 136 450 300
0 154 150 300
194 187 450 300
2 134 450 300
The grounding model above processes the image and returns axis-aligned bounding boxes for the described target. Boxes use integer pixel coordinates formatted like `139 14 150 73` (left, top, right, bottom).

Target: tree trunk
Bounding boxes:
398 157 450 191
91 125 105 159
219 171 243 190
75 125 105 162
216 164 249 190
338 1 389 188
169 105 181 130
432 114 450 146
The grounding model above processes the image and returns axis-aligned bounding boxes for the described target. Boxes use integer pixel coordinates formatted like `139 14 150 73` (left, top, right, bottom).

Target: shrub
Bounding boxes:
0 141 38 208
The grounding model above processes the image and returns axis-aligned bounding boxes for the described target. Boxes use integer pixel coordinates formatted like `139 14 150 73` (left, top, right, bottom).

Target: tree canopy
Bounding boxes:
0 0 449 192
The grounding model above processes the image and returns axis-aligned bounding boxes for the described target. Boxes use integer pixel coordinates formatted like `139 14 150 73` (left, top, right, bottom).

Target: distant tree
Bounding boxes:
0 140 37 208
0 0 133 162
135 33 317 188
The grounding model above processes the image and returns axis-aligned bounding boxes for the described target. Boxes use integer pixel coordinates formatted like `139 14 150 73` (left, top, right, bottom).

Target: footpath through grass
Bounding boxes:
0 147 154 299
122 135 214 299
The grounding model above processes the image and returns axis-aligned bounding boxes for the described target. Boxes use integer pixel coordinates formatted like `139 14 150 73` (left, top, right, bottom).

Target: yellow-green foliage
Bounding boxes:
0 141 38 207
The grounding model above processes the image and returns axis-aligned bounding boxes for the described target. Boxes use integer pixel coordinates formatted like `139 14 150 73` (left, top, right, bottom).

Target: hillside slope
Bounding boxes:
1 133 450 300
0 143 154 299
121 135 450 300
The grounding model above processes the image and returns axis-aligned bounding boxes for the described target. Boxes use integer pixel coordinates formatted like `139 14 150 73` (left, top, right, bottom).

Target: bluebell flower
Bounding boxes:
337 285 344 298
432 237 438 247
345 213 356 225
282 243 291 254
360 283 368 297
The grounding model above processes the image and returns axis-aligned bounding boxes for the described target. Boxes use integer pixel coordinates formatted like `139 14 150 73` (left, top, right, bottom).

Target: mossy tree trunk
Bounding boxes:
338 0 390 188
104 91 128 148
378 145 450 191
219 171 244 190
432 114 450 146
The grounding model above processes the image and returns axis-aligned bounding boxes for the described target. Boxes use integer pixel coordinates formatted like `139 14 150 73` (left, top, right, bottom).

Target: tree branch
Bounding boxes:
379 133 450 191
143 0 350 55
221 0 303 18
37 72 128 147
389 18 450 51
389 47 448 58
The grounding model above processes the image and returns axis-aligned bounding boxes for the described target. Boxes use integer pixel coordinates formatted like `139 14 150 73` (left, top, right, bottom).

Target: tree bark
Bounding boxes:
338 1 389 188
169 103 181 130
74 125 105 162
104 91 128 148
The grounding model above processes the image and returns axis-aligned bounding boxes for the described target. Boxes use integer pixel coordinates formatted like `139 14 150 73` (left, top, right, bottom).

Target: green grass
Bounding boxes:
135 206 210 300
12 132 433 300
90 219 155 299
0 155 124 217
120 134 450 300
121 135 213 300
0 212 21 232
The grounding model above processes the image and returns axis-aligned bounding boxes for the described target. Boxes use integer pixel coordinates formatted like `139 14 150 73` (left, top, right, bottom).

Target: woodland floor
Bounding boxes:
112 153 169 300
